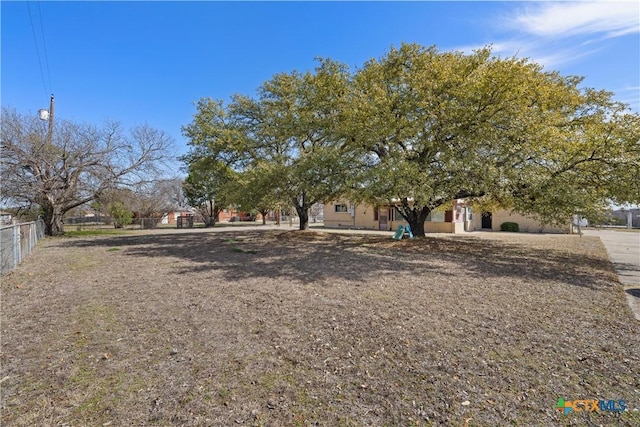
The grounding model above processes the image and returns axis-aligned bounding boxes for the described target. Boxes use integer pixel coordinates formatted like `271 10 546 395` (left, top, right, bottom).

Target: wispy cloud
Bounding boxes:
461 1 640 69
510 1 639 38
528 46 600 68
614 86 640 111
451 38 600 68
448 1 639 110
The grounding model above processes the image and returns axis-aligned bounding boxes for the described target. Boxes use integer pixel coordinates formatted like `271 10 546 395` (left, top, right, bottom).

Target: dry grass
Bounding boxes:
1 229 639 426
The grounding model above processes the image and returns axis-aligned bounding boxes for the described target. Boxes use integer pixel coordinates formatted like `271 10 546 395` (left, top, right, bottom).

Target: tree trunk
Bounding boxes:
297 207 309 230
396 205 431 238
42 204 65 236
203 215 216 227
260 209 268 225
293 193 310 230
202 201 220 227
203 210 221 227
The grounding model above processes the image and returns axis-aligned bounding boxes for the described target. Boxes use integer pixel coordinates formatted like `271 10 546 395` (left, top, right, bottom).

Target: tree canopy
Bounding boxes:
182 156 236 227
182 60 360 230
342 44 640 234
182 43 639 236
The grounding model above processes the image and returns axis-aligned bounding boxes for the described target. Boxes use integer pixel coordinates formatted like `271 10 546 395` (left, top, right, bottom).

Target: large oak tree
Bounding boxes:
342 44 640 236
183 60 360 230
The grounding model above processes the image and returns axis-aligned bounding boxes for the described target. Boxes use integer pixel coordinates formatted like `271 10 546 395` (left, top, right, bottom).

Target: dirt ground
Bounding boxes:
1 229 639 426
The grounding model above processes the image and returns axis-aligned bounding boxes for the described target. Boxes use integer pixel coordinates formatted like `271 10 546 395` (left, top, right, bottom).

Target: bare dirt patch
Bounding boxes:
1 229 639 426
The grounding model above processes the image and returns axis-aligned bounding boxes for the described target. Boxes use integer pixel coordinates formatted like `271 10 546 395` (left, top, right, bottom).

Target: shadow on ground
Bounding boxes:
55 230 613 289
613 261 640 278
627 288 640 297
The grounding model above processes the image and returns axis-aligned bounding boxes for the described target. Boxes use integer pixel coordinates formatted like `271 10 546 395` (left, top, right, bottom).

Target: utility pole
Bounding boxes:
38 94 55 145
47 94 54 145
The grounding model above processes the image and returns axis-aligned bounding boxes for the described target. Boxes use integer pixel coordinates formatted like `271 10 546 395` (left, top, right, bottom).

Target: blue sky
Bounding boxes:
2 1 639 159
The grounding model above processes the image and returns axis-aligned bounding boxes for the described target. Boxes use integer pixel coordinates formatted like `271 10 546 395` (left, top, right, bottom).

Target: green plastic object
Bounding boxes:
392 224 405 240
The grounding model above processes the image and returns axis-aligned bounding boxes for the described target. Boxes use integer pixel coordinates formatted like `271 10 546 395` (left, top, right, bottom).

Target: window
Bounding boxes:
334 204 348 213
427 211 445 222
373 206 379 221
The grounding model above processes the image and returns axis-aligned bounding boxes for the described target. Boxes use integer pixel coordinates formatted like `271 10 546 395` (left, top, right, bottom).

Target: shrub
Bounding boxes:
501 222 519 232
107 201 133 229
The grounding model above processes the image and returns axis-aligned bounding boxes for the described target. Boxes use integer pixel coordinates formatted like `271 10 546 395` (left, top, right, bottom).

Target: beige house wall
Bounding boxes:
424 222 453 233
324 212 354 228
471 209 570 233
324 201 381 229
324 201 465 233
326 201 570 234
354 205 378 229
323 201 353 228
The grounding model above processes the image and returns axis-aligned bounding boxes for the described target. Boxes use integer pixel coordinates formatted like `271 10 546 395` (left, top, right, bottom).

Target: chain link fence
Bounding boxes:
66 215 108 225
66 216 163 229
1 219 45 277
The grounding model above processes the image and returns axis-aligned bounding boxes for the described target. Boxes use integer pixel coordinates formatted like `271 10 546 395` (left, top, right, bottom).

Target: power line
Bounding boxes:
36 1 53 92
26 0 49 100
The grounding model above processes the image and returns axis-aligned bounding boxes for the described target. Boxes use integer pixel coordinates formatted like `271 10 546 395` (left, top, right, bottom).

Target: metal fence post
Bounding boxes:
13 223 21 268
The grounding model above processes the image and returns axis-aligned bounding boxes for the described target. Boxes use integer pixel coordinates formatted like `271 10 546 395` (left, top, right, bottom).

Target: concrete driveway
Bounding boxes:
584 229 640 320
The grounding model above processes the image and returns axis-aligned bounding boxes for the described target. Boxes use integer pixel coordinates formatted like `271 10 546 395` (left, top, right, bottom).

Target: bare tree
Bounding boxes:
164 177 189 210
130 179 182 229
1 108 175 235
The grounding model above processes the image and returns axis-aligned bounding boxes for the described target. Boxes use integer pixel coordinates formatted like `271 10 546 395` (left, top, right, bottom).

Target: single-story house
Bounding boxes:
324 200 572 234
162 209 259 224
470 210 571 233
